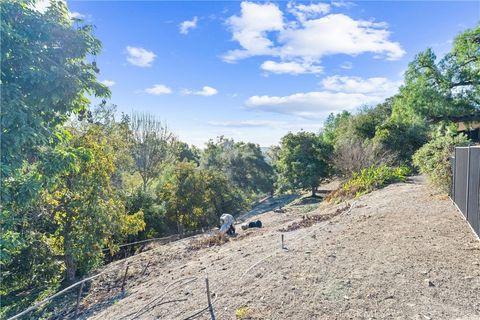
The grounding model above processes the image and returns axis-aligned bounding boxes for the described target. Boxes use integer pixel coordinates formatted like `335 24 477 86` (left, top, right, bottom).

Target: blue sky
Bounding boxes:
63 0 478 147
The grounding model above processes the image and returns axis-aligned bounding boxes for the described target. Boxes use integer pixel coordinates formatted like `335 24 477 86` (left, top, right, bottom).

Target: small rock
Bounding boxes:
424 279 435 287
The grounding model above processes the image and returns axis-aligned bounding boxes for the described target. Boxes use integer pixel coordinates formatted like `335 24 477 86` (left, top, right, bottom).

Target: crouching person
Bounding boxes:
219 213 236 236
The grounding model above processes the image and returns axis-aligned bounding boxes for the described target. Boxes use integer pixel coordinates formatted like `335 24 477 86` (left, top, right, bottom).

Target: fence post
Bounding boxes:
74 281 85 319
121 265 129 294
205 275 216 320
452 148 457 200
466 146 471 220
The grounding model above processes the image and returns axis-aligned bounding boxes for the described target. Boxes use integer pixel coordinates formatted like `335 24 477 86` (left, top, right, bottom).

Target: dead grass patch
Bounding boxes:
279 204 351 232
187 233 229 250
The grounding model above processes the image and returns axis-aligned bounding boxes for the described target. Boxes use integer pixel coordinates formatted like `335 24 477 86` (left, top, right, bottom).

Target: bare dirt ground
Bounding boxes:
84 178 480 320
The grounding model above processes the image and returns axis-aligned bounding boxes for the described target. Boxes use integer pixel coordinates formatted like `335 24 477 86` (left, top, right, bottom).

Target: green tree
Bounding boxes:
276 132 332 196
1 0 109 173
392 25 480 123
42 125 145 281
2 0 109 285
201 137 274 195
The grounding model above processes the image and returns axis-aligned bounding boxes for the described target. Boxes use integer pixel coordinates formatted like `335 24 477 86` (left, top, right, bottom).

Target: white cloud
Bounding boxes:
331 1 356 8
278 14 405 61
183 86 218 96
261 60 323 75
340 61 353 69
287 2 330 22
126 46 156 67
321 75 401 95
245 75 401 118
223 2 284 62
144 84 172 95
69 11 85 19
224 2 405 74
246 91 379 118
180 16 198 34
101 80 115 87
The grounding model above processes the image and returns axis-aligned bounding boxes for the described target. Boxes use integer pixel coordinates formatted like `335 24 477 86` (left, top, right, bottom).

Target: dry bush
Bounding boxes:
279 204 350 232
334 138 395 177
188 233 229 250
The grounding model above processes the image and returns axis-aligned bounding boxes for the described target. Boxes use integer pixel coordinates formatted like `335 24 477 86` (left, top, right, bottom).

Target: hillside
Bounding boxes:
79 178 480 320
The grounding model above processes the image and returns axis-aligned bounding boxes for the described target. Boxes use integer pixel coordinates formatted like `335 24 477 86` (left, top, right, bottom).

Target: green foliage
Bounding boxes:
412 134 470 192
392 24 480 123
126 188 168 238
201 137 274 195
322 111 351 146
276 131 332 196
158 161 247 233
332 165 411 200
1 0 109 173
373 120 430 162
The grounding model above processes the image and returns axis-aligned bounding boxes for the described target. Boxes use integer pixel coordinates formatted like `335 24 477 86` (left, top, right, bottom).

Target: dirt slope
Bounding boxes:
86 179 480 320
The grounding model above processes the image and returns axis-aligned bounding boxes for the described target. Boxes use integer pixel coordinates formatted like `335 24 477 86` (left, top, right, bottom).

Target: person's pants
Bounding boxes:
227 225 235 236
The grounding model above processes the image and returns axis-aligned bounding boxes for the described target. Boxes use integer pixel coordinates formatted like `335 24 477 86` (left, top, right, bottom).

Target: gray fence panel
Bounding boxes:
467 148 480 235
454 148 469 217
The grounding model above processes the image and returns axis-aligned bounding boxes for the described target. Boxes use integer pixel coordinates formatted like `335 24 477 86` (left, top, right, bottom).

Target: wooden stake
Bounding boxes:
141 260 151 276
281 234 285 249
74 281 84 319
121 265 129 294
205 275 216 320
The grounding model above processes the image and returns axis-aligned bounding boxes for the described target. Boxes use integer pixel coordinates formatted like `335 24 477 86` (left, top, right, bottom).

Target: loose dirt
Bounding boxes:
84 178 480 320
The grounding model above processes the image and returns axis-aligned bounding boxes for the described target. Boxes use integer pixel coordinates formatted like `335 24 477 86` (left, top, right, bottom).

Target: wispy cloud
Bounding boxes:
144 84 172 95
261 60 323 75
101 80 115 87
245 75 401 118
321 75 401 95
126 46 156 67
180 16 198 34
340 61 353 69
183 86 218 96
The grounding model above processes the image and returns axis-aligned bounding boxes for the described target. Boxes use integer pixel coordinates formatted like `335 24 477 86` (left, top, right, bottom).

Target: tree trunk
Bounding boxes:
63 219 77 282
311 186 316 197
65 252 77 282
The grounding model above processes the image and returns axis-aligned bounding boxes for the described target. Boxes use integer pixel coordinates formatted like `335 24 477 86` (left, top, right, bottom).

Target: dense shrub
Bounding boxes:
373 120 430 162
412 134 470 192
328 165 411 201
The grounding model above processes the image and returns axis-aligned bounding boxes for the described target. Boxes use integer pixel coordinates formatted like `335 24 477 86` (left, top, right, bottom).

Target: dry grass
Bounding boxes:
279 204 351 232
187 233 230 250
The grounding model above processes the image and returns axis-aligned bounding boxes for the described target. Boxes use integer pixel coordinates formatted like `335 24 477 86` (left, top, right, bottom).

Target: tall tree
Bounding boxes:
201 137 274 195
1 0 110 295
276 132 332 196
42 125 144 281
130 113 175 192
392 24 480 123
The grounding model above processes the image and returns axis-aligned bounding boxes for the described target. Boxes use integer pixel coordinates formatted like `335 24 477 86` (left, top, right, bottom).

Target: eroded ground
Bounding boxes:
84 179 480 320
